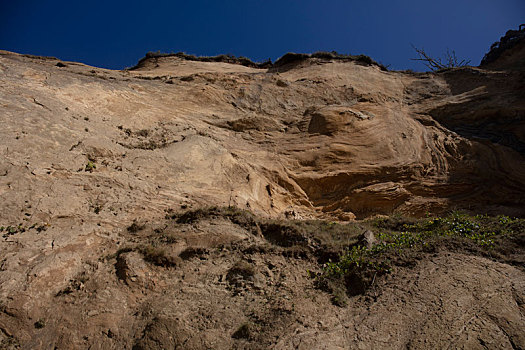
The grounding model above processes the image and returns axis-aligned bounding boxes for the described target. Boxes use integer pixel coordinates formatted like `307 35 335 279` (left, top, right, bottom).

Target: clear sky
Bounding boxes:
1 0 523 71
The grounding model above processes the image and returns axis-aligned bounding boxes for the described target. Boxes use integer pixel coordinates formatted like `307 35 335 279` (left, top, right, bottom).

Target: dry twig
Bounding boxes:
411 44 471 71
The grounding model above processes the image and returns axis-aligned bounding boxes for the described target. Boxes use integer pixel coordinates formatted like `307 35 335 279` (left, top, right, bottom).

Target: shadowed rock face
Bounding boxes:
0 41 525 349
480 28 525 70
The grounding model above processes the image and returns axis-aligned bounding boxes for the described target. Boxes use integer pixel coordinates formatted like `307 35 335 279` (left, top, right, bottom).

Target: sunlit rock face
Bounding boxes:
1 48 524 223
0 44 524 349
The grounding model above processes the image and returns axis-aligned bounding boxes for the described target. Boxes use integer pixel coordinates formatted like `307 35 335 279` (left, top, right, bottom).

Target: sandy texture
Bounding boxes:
0 48 524 349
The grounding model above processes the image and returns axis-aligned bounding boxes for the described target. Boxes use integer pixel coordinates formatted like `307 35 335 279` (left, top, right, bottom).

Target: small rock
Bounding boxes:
115 251 148 286
276 79 289 87
359 230 378 248
338 212 356 221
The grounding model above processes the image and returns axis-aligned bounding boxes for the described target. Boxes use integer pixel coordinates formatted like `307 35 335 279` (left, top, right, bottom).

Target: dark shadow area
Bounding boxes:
429 68 525 156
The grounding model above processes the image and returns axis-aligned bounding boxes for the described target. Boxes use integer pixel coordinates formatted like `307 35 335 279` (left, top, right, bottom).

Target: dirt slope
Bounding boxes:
1 209 524 349
0 45 524 349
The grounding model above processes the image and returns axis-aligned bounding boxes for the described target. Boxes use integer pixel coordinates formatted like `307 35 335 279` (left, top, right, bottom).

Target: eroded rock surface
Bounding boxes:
1 44 524 349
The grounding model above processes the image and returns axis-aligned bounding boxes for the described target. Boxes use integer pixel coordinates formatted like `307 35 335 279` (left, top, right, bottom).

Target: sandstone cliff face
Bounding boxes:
0 46 524 349
2 48 524 224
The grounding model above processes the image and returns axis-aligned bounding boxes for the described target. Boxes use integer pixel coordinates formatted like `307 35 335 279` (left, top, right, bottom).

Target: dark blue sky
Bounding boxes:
1 1 523 71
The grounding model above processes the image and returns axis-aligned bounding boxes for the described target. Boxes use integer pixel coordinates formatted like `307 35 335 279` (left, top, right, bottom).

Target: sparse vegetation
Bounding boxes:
121 206 524 303
93 204 102 214
227 260 255 280
116 126 178 150
55 272 89 296
1 223 48 238
481 27 525 66
34 319 45 329
170 206 365 257
411 45 471 71
139 244 180 267
320 212 524 303
114 243 180 268
85 160 96 172
174 206 259 233
127 221 145 233
272 51 388 70
128 50 388 72
129 51 272 70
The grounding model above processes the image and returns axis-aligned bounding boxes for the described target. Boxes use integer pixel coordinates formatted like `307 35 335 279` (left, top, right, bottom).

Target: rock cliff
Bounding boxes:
0 34 524 348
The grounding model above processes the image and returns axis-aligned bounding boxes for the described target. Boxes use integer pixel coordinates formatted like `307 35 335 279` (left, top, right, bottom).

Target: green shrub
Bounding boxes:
85 161 96 172
320 212 523 303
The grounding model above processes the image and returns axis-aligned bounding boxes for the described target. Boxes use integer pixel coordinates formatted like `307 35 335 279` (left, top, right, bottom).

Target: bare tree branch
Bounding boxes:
411 44 471 71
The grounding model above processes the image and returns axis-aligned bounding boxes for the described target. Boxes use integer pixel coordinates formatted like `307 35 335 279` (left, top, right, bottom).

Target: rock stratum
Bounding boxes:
0 32 524 349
